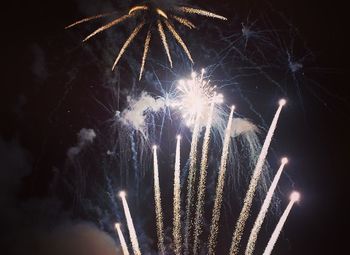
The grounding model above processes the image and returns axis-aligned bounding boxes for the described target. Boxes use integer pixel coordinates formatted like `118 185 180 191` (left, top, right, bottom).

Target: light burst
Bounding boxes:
66 2 227 79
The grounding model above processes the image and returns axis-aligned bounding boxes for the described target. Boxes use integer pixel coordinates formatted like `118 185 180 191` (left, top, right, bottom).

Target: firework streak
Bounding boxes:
192 102 215 254
263 192 299 255
184 113 202 254
115 223 130 255
208 106 235 255
153 146 166 254
173 136 182 255
120 192 141 255
245 158 288 255
229 100 286 255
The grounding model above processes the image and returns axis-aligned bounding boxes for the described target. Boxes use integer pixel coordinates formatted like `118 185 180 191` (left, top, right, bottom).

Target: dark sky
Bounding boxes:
2 0 350 254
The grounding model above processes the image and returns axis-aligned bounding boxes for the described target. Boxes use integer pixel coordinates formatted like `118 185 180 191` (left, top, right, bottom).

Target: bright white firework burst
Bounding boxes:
171 69 223 126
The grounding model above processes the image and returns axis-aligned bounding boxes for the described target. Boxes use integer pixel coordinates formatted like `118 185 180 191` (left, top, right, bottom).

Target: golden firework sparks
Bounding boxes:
66 2 227 79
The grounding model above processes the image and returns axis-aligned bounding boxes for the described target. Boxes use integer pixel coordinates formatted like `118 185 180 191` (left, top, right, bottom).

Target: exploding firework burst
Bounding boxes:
66 1 227 79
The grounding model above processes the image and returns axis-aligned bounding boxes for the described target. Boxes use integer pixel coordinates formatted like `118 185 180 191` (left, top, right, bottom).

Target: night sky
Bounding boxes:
2 0 349 254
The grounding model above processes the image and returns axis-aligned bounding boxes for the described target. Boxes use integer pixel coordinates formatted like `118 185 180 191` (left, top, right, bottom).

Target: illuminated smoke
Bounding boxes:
67 128 96 159
193 102 215 255
245 158 288 255
208 106 235 255
263 191 300 255
115 223 130 255
229 99 286 255
119 92 165 132
119 191 141 255
153 146 166 254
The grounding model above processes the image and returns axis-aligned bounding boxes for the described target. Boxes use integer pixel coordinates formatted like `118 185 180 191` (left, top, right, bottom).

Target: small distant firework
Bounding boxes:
66 2 227 79
262 191 300 255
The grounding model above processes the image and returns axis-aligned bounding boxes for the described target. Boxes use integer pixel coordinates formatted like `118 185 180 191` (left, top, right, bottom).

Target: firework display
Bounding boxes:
61 1 303 255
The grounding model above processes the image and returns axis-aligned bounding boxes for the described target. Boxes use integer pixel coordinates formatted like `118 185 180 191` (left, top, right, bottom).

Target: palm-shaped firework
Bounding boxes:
66 1 226 79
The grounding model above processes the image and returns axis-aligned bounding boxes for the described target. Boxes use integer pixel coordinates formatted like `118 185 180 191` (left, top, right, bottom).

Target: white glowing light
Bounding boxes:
176 135 181 140
172 71 223 126
290 191 300 202
281 157 289 164
119 191 126 198
279 99 287 106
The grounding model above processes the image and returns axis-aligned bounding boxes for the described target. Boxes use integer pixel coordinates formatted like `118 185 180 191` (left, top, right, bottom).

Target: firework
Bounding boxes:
245 157 289 255
184 112 201 254
173 135 182 255
263 191 300 255
229 99 287 255
115 223 130 255
153 145 166 254
192 101 215 255
66 2 226 79
208 105 235 255
119 191 141 255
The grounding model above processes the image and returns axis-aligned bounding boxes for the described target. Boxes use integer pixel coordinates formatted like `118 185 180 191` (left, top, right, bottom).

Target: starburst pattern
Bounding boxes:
66 2 227 79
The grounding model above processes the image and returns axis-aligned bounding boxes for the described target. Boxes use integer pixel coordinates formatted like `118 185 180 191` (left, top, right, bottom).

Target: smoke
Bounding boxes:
119 92 165 131
231 118 258 137
67 128 96 159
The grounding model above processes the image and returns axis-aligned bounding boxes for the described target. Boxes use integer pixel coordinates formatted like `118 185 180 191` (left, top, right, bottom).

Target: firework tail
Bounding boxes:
153 146 166 254
229 100 286 255
173 136 182 255
115 223 130 255
262 192 300 255
184 113 202 254
119 192 142 255
192 102 215 255
208 106 235 255
245 158 288 255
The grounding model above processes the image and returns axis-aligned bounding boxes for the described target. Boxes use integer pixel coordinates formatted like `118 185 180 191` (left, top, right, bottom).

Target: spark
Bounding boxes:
66 2 226 79
208 105 235 255
172 71 223 126
153 145 166 255
176 6 227 20
192 101 215 255
115 223 130 255
139 29 151 80
112 21 145 70
173 136 182 255
263 191 300 255
245 158 289 255
119 191 142 255
229 99 286 255
184 112 201 254
157 20 173 67
164 20 194 63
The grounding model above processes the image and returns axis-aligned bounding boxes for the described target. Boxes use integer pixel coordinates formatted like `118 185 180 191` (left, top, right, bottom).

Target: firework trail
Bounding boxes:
139 29 151 80
245 158 289 255
153 146 166 255
184 113 202 254
173 135 182 255
263 192 300 255
176 7 227 20
115 223 130 255
192 102 215 255
208 105 235 255
119 191 141 255
229 99 286 255
112 21 145 70
157 20 173 67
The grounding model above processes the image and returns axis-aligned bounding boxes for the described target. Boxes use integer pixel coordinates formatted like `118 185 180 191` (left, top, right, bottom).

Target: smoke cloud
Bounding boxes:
67 128 96 159
119 92 165 131
231 118 258 137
